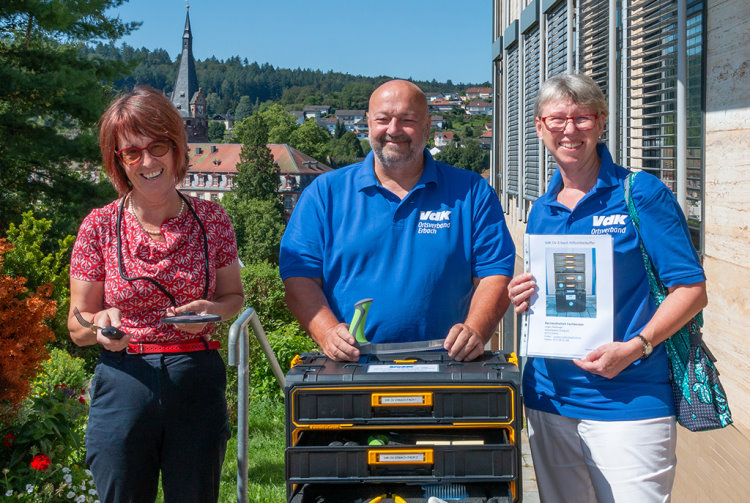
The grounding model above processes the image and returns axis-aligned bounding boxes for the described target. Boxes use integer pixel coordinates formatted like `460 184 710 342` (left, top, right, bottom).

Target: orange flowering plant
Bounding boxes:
0 240 98 501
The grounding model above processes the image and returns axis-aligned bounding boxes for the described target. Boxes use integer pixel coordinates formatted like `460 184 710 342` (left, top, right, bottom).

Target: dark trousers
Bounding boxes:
86 349 231 503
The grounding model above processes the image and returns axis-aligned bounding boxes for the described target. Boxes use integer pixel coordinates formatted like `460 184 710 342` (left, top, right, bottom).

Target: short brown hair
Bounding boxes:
534 73 608 119
98 86 189 196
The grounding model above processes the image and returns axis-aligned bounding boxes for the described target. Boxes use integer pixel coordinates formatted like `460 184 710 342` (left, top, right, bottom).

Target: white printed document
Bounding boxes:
520 234 614 359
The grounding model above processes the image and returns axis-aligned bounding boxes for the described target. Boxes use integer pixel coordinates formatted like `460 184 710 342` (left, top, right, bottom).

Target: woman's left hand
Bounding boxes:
574 339 642 379
165 300 217 334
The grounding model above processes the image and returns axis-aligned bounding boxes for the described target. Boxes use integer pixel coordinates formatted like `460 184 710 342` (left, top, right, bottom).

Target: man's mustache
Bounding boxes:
379 134 411 143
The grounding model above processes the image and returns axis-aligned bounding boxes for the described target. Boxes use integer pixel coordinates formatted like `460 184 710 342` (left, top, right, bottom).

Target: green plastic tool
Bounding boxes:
349 298 373 343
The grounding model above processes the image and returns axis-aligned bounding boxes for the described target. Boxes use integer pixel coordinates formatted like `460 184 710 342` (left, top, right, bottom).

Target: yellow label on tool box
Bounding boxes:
368 448 434 465
371 392 433 407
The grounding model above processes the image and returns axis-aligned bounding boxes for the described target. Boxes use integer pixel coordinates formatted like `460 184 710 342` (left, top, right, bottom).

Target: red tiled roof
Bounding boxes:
267 144 331 174
187 143 331 175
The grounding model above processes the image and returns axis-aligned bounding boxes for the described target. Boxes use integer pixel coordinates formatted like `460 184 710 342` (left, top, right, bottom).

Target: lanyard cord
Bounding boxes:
116 191 210 307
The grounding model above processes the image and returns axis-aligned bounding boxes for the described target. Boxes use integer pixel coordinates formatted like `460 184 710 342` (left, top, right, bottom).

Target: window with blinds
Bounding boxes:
544 1 568 185
624 0 679 189
685 0 704 248
506 45 521 197
523 28 542 203
492 0 705 250
578 0 610 144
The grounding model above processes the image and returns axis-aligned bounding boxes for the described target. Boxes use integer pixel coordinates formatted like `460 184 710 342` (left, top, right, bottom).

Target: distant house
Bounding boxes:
303 105 332 119
431 115 445 130
290 111 305 125
479 129 493 150
429 99 462 113
464 87 492 100
466 100 493 116
211 113 235 130
317 117 340 136
334 109 366 127
351 118 368 133
180 143 332 219
434 131 455 148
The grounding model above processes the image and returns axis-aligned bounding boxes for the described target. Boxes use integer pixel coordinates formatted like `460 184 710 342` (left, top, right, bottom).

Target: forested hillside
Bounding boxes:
84 42 486 115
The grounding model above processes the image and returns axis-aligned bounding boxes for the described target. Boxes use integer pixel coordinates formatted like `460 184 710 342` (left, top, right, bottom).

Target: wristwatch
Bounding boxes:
635 334 653 359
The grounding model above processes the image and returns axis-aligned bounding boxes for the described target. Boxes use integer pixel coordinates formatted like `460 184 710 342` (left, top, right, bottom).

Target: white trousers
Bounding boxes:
526 407 677 503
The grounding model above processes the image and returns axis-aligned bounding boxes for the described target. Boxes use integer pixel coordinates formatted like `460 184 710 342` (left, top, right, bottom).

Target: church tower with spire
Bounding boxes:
171 5 208 142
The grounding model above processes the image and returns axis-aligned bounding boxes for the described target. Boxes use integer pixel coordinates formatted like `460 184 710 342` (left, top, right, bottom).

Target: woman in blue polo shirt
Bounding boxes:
508 74 706 502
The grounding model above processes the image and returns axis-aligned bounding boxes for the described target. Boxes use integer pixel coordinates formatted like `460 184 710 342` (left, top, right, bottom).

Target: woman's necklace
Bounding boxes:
127 194 185 236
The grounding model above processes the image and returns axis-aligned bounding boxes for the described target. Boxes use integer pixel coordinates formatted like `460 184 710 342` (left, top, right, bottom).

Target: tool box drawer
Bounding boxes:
289 385 516 426
287 429 516 484
289 482 514 502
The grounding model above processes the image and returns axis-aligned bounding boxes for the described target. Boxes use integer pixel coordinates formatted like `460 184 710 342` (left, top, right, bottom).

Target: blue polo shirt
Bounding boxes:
523 144 705 421
280 149 516 343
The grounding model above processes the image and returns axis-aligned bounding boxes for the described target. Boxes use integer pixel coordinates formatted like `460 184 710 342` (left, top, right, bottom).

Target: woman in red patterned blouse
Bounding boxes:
67 86 244 503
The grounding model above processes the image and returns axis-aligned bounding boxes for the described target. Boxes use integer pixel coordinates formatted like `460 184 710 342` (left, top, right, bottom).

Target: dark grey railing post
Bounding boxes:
228 308 286 503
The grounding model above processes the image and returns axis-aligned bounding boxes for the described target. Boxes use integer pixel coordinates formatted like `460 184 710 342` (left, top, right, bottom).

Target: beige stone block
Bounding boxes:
673 424 750 503
704 131 750 264
706 0 750 114
702 257 750 432
706 108 750 131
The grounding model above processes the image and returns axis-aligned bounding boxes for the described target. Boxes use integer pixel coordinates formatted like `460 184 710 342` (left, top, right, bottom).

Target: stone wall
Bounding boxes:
672 0 750 500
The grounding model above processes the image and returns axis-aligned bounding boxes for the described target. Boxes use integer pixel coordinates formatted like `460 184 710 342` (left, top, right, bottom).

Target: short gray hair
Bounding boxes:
534 73 608 118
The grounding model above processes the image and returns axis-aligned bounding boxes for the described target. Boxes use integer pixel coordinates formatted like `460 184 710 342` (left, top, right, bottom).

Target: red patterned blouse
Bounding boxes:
70 195 238 343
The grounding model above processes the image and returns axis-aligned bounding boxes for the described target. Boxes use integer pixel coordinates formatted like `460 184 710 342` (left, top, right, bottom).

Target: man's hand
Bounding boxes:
318 323 360 362
444 323 485 361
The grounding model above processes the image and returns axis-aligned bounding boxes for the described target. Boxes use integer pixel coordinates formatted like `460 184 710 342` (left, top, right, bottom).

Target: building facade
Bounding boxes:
490 0 750 498
179 143 332 220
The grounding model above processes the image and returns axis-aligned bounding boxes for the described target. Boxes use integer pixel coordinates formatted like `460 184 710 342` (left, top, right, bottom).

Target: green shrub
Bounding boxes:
29 349 90 398
240 261 296 330
248 321 318 402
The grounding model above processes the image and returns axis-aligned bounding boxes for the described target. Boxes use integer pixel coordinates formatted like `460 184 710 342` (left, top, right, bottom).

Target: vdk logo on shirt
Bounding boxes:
591 214 627 234
420 210 451 222
418 210 452 234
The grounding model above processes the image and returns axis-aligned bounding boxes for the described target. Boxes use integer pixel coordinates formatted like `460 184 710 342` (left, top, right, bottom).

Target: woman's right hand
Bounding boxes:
93 308 131 351
508 272 537 314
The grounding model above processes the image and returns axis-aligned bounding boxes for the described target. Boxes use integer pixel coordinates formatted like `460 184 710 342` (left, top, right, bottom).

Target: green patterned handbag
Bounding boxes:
625 171 732 432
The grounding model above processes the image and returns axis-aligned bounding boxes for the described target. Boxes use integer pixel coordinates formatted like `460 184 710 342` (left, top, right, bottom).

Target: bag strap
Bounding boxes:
624 172 667 305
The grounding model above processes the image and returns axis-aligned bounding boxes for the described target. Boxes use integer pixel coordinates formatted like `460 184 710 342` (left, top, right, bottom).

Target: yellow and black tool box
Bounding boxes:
285 351 523 502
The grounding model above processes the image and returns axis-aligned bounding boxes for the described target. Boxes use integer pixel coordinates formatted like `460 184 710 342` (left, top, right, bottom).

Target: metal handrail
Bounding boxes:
227 307 286 503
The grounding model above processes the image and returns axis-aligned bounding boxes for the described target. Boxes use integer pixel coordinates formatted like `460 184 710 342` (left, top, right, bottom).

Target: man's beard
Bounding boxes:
371 134 424 168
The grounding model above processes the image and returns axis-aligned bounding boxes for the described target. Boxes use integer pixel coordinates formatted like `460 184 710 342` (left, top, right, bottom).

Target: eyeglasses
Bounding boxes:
115 139 172 166
540 114 599 132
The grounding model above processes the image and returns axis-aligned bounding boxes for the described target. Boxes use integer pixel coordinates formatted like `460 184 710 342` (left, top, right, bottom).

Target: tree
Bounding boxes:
0 1 138 236
208 121 226 142
234 95 253 122
290 119 331 161
258 103 298 145
333 120 346 139
222 113 285 264
226 198 285 265
329 131 364 163
435 139 489 174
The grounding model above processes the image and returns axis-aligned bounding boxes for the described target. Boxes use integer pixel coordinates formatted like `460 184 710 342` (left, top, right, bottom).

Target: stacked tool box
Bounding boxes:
285 351 522 502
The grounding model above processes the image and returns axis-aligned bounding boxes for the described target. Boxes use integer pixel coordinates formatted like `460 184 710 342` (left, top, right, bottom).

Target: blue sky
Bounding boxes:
107 0 493 84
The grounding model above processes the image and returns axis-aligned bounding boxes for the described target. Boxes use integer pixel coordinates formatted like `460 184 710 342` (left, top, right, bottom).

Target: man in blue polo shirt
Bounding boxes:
280 80 515 361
